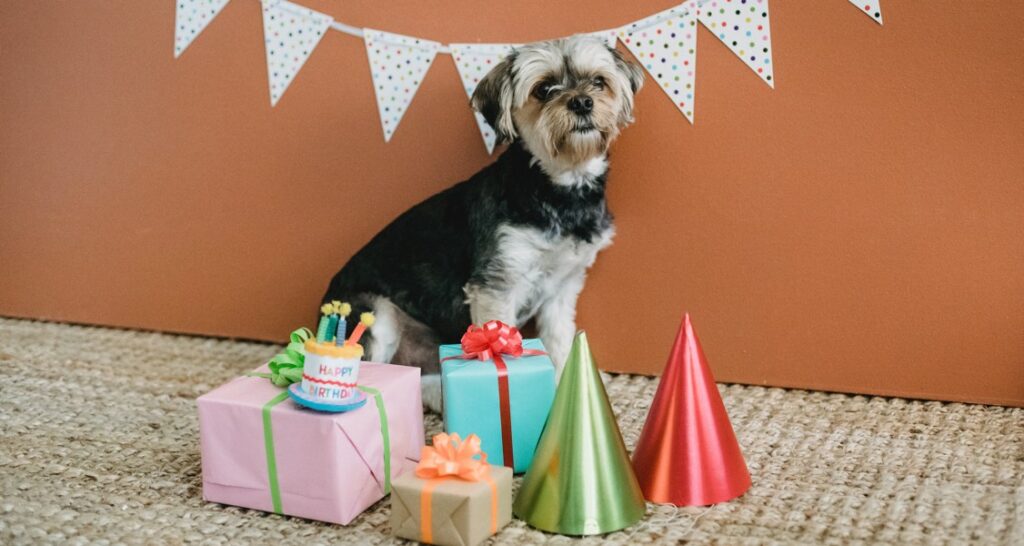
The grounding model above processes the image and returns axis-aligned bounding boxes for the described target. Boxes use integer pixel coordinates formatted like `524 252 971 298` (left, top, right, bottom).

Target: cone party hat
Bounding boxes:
513 331 646 535
631 313 751 506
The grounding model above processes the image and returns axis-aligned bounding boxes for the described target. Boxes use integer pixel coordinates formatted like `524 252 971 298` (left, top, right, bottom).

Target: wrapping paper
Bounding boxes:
197 362 424 524
439 339 555 473
390 466 512 546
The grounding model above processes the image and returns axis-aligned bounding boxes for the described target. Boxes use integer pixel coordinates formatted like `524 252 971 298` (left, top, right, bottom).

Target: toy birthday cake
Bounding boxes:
288 301 375 412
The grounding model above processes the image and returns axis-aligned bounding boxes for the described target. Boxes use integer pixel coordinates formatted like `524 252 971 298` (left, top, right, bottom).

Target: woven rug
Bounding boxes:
0 318 1020 545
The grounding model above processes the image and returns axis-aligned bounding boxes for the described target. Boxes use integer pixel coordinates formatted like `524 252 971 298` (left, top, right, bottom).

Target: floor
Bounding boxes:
0 317 1021 545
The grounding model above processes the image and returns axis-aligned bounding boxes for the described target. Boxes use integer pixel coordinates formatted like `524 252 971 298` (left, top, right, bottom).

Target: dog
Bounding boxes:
322 35 643 412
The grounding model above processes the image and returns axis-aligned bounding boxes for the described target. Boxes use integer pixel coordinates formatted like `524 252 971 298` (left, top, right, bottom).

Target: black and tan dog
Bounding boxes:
323 35 644 411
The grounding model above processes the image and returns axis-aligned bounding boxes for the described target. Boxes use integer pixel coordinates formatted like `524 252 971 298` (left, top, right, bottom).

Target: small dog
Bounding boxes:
323 35 643 412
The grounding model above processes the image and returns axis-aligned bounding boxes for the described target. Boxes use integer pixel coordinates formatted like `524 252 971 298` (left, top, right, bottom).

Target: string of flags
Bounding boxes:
174 0 883 150
449 43 516 153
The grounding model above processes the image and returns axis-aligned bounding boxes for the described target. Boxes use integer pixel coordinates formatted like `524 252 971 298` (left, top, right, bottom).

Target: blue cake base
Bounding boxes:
288 383 368 413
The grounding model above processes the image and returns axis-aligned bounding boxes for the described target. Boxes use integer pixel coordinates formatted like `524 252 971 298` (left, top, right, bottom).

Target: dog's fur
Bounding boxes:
322 36 643 412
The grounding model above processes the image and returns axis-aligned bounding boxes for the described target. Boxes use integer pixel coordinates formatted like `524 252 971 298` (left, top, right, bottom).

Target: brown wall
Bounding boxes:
2 2 1022 406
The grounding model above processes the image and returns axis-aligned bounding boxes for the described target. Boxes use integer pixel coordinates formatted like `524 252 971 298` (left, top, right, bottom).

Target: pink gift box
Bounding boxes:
197 362 424 524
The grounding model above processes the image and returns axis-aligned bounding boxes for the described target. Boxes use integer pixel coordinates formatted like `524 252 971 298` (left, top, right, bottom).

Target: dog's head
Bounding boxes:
472 35 644 169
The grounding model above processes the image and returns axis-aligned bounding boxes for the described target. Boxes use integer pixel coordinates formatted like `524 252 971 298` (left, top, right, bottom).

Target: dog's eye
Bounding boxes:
593 76 606 90
532 83 554 101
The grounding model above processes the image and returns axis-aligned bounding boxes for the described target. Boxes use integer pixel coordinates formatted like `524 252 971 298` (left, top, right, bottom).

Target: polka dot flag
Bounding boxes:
260 0 332 106
618 3 699 123
173 0 230 59
449 43 518 154
364 29 441 142
849 0 883 25
698 0 775 88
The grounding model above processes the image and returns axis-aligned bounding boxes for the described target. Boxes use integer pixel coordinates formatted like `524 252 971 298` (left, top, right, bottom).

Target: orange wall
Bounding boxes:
1 1 1021 406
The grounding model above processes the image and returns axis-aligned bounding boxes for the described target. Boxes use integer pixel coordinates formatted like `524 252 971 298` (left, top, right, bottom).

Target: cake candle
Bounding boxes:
345 312 375 346
333 301 352 346
325 314 339 343
315 303 333 343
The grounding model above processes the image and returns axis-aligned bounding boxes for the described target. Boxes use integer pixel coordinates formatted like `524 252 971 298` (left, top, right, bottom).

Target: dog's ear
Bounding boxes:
609 47 644 94
471 53 518 143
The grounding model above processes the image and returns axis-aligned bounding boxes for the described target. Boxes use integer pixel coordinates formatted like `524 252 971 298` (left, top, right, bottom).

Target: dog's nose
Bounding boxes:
568 95 593 115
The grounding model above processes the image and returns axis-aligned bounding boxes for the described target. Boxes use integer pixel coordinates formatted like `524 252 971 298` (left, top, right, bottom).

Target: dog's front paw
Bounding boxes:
421 374 443 414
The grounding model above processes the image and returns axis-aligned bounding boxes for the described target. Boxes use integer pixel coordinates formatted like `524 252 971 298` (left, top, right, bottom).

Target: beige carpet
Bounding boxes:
0 318 1021 545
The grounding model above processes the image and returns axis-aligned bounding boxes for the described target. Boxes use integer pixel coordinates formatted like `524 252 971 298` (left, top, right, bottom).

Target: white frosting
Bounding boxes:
301 351 361 402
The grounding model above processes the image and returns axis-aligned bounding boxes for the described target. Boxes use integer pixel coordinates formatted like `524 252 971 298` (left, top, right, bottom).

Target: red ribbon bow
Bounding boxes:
457 320 526 362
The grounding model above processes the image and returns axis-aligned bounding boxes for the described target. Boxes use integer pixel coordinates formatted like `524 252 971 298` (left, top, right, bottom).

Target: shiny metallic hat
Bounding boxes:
513 331 646 535
631 313 751 506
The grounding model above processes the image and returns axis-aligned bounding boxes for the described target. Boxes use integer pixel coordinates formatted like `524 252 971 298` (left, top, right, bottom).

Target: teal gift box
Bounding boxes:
439 338 555 473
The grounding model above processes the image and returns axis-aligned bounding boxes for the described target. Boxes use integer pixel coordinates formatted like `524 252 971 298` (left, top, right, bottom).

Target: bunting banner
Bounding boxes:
174 0 883 140
364 29 441 142
698 0 774 87
174 0 231 58
450 43 518 154
850 0 884 25
619 5 699 123
261 0 332 106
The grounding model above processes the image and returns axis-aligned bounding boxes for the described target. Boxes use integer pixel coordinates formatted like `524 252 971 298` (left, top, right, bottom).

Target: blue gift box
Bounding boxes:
439 338 556 473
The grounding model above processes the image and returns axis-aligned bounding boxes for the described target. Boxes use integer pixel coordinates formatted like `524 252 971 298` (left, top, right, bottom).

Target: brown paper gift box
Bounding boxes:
390 466 512 546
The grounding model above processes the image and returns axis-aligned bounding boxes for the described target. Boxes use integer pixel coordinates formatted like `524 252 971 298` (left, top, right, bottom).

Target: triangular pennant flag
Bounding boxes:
618 3 699 123
849 0 884 25
260 0 332 106
174 0 231 58
364 29 441 142
698 0 775 87
449 43 517 154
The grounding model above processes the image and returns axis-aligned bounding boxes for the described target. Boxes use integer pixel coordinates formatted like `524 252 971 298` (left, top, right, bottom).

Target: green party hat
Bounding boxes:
513 331 646 535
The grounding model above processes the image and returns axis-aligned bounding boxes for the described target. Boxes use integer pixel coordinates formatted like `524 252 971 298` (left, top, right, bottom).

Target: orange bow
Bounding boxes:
415 433 499 542
416 433 490 482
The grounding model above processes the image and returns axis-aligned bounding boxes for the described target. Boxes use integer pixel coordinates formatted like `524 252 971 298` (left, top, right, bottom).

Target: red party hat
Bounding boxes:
631 313 751 506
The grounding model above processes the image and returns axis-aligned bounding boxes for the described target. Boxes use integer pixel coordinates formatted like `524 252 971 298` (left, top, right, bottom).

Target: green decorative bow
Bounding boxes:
250 327 313 386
